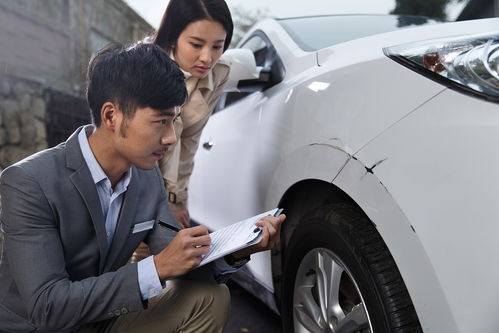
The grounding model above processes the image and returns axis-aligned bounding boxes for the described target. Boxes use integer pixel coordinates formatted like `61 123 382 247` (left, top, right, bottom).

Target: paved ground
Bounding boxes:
225 281 282 333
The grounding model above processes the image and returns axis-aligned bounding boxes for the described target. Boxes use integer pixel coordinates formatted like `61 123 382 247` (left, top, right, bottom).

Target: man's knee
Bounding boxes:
179 280 230 313
87 281 231 333
210 283 230 312
165 280 230 332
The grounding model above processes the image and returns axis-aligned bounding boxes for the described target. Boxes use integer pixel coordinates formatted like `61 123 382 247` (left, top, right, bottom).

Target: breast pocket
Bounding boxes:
131 219 155 234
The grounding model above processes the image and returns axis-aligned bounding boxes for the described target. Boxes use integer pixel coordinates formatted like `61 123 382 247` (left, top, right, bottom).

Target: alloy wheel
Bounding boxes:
293 248 373 333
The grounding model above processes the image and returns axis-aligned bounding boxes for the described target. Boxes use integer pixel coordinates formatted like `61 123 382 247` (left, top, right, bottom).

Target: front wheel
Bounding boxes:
281 204 422 333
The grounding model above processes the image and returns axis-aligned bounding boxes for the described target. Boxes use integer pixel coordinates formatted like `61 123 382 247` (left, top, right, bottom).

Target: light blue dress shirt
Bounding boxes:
78 126 237 300
78 126 163 299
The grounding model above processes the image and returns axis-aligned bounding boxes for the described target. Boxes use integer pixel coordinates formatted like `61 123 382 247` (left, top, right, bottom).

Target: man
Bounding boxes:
0 43 285 333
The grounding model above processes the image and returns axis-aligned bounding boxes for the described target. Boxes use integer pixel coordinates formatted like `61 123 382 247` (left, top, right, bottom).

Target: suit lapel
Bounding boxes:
104 168 139 271
66 127 108 272
69 169 108 271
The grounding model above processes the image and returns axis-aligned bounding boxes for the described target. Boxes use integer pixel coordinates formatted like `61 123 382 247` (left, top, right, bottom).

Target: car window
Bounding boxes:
241 36 269 67
278 15 442 51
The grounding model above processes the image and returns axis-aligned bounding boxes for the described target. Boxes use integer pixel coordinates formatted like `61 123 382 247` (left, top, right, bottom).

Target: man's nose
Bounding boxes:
161 126 176 145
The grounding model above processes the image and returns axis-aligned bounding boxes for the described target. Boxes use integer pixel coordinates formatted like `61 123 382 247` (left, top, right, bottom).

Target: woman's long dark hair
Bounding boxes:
153 0 233 53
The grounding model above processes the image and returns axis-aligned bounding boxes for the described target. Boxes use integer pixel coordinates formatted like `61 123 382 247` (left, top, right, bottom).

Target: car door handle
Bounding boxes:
203 140 214 150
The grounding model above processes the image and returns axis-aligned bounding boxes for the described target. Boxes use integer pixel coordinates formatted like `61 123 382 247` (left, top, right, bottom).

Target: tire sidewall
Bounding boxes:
281 216 389 332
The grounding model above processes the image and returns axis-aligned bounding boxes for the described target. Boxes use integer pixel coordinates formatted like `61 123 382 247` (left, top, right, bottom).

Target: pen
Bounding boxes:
158 220 181 233
273 208 284 217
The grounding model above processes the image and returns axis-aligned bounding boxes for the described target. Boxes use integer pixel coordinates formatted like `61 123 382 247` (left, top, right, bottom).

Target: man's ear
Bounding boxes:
100 102 119 130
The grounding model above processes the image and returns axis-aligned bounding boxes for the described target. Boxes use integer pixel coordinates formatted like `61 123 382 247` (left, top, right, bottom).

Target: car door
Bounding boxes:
189 32 284 229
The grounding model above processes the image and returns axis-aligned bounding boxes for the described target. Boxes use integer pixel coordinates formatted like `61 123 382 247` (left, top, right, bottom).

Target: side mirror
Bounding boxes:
220 49 268 92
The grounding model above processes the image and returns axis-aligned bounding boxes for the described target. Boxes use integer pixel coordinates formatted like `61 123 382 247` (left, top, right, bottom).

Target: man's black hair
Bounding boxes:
86 42 187 126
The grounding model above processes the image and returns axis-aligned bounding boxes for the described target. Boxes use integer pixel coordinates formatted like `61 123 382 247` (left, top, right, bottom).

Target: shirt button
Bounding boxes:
108 312 114 318
107 232 111 237
121 307 128 314
149 289 156 295
114 309 121 316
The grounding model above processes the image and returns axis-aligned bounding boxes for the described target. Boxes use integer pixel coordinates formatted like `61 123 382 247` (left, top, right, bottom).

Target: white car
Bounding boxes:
189 14 499 333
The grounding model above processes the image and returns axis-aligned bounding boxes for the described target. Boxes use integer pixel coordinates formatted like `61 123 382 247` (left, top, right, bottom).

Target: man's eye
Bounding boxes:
158 119 167 125
213 45 223 50
190 43 202 49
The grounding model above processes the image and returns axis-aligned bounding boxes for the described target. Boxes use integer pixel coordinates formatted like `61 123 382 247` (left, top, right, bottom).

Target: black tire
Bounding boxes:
281 203 422 333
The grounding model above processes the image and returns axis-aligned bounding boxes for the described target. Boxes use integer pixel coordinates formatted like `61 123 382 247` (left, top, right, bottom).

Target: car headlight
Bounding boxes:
384 33 499 103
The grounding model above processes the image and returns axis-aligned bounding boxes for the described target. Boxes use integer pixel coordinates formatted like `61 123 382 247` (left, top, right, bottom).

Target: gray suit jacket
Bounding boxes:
0 127 190 332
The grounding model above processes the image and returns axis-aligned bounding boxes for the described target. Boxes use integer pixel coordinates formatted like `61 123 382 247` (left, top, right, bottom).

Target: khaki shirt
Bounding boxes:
159 59 230 211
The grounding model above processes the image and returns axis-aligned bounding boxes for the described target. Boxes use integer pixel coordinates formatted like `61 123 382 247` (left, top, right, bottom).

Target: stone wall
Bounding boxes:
0 0 153 169
0 0 153 97
0 75 47 169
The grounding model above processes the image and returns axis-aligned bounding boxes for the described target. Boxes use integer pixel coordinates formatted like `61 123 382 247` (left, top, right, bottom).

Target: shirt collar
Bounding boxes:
78 125 132 189
180 67 192 80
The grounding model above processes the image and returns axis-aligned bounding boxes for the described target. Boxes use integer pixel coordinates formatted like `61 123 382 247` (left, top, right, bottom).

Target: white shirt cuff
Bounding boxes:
137 256 163 300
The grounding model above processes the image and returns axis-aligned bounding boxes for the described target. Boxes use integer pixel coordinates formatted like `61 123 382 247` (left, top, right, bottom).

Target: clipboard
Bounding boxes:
198 208 281 266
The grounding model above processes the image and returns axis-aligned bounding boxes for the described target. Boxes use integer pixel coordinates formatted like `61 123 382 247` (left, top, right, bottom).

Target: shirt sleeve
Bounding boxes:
137 256 164 300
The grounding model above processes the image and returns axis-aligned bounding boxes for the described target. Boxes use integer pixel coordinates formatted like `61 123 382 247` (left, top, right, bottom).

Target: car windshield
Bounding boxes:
277 15 442 51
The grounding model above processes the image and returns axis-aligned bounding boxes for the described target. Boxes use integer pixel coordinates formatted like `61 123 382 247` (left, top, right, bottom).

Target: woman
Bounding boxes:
154 0 233 228
132 0 234 262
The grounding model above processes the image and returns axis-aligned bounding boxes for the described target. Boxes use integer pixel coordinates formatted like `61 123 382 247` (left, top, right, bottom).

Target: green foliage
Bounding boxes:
391 0 466 19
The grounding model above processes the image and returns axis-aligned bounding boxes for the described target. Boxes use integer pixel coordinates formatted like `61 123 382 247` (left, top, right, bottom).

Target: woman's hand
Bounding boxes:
173 208 191 228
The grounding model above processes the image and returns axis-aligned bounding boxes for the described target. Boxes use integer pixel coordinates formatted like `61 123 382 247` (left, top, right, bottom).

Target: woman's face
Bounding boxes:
173 19 227 79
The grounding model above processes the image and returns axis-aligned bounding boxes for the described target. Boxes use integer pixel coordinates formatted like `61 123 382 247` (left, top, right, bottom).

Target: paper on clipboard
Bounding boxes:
198 208 279 267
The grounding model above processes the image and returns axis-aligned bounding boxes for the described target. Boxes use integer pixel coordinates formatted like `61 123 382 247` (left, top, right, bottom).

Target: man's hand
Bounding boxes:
173 208 190 228
153 225 211 280
231 213 286 260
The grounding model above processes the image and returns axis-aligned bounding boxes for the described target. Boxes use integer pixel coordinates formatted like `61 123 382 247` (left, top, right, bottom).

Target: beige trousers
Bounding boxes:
77 280 230 333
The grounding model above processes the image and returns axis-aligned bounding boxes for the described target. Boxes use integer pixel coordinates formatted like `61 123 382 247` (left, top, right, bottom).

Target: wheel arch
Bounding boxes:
271 157 458 332
271 178 363 305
